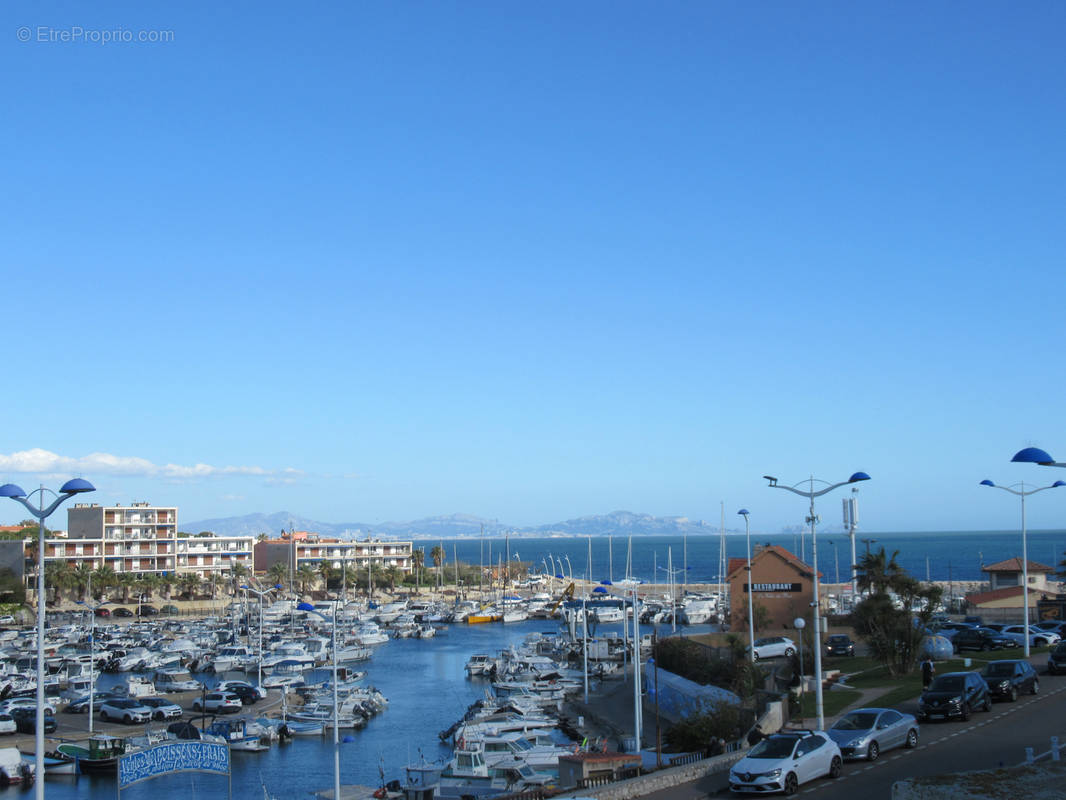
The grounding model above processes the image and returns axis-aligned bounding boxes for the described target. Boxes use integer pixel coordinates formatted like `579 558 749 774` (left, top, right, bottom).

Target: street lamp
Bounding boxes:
0 478 95 800
297 601 341 800
738 510 755 663
1012 447 1066 469
240 583 282 691
563 556 573 582
979 478 1065 657
764 471 870 731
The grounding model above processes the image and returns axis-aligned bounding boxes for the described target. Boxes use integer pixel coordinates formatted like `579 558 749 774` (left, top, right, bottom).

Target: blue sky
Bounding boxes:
2 1 1065 533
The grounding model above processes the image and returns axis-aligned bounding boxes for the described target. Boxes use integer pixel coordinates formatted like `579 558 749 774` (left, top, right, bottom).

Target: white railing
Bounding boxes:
1024 736 1061 764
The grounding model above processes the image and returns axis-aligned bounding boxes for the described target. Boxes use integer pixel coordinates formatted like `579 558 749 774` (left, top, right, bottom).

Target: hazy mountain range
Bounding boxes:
182 510 734 540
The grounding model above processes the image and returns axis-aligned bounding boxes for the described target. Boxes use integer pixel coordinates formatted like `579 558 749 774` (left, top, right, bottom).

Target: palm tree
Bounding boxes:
117 572 137 604
92 565 117 600
267 562 289 589
44 561 73 605
412 549 425 590
71 563 94 602
317 561 335 592
857 547 904 595
178 573 201 600
383 566 402 591
206 573 224 599
296 565 317 595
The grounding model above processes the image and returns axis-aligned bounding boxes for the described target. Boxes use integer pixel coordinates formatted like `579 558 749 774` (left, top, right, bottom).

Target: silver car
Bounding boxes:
827 707 919 761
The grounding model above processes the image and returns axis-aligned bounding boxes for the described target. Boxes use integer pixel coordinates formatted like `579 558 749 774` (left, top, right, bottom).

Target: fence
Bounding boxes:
1024 736 1062 764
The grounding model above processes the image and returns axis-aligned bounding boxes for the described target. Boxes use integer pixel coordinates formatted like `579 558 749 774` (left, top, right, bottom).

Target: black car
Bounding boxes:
223 684 261 705
1048 641 1066 674
952 627 1014 653
138 605 159 616
10 707 57 734
825 634 855 657
981 659 1039 702
112 608 134 618
917 671 991 722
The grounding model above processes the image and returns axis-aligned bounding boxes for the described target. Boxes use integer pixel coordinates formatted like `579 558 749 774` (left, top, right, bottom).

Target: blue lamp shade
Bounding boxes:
296 602 315 612
848 472 872 483
737 509 750 516
980 480 995 487
60 478 95 495
592 586 607 593
1012 447 1055 464
0 484 27 498
1054 481 1066 488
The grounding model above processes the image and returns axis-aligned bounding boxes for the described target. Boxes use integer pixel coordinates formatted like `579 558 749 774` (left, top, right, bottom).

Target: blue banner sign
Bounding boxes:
119 741 230 788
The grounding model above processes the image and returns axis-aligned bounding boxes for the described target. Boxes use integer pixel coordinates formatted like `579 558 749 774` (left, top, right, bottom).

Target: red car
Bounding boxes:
94 607 111 618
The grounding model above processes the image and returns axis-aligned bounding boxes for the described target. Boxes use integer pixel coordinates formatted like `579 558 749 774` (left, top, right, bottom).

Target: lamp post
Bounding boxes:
794 615 807 722
763 471 870 731
738 510 755 663
564 556 573 582
979 478 1065 657
297 601 340 800
240 583 282 691
1 478 95 800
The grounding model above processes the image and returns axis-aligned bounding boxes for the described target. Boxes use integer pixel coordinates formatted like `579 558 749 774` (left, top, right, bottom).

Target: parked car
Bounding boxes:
981 659 1039 702
10 707 57 734
729 729 842 794
952 627 1014 652
963 615 984 626
931 621 973 639
1047 641 1066 674
94 607 112 618
160 604 180 615
999 625 1060 648
825 634 855 657
0 615 16 625
112 607 134 618
0 714 15 735
215 681 264 705
192 692 243 714
917 671 991 722
137 605 159 617
0 698 56 716
1032 620 1064 633
99 698 153 724
65 692 122 714
827 707 919 761
749 636 797 661
139 696 183 721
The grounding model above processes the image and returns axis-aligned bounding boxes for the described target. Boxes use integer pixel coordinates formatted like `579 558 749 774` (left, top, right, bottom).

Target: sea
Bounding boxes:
419 530 1066 586
31 529 1066 799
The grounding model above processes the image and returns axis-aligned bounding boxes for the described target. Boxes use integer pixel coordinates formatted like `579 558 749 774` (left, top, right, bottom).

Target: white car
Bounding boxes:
99 698 153 724
730 729 842 795
749 636 797 661
139 696 183 721
0 714 15 735
192 692 243 714
1000 626 1060 648
0 698 56 716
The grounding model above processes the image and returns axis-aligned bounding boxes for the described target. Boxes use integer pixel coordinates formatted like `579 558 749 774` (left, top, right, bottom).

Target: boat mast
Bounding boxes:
719 502 726 602
609 534 614 583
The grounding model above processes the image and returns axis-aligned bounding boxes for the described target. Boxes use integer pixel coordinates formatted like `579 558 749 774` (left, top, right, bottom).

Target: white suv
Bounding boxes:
750 636 797 661
730 729 842 794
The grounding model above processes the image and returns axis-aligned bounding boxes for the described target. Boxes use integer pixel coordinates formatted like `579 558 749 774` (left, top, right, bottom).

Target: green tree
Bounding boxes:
853 547 942 676
92 566 117 600
663 700 746 752
267 562 289 588
71 563 95 602
296 564 317 595
178 573 201 600
411 549 425 590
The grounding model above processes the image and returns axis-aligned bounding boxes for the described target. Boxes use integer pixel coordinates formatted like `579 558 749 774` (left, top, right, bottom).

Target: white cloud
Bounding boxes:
0 448 300 481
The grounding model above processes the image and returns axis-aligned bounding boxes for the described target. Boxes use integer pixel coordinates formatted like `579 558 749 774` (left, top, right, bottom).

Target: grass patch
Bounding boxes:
796 688 862 720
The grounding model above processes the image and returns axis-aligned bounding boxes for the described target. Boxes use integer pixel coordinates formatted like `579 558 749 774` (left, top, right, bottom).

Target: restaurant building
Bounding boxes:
726 545 819 631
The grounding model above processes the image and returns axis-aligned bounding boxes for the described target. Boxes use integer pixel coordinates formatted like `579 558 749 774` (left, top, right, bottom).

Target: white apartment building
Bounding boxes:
46 502 253 578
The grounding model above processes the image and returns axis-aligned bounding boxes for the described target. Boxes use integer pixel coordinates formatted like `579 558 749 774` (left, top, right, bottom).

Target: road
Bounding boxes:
639 663 1066 800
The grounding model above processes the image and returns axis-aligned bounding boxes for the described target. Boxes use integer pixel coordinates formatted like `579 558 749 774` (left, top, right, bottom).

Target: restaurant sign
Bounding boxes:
119 741 230 789
744 582 802 593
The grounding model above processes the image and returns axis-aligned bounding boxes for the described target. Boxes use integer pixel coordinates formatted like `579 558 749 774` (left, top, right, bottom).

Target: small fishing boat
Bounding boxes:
22 751 77 777
0 747 34 784
56 734 128 774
